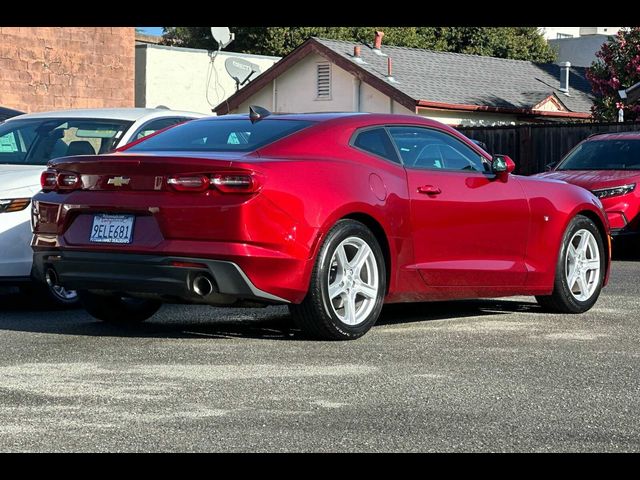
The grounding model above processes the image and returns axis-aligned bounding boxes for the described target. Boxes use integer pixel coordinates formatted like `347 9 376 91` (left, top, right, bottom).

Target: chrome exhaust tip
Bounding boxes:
192 274 214 297
45 268 58 287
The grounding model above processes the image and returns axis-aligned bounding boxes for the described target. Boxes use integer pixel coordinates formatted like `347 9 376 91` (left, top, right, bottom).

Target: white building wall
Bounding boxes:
540 27 620 40
135 44 279 114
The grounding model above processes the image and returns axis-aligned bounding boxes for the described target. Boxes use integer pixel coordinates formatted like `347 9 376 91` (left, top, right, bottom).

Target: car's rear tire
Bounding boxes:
289 219 386 340
79 290 161 324
536 215 606 313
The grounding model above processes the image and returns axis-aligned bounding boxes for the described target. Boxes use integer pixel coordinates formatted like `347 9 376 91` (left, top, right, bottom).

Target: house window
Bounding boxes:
556 33 573 39
316 63 331 100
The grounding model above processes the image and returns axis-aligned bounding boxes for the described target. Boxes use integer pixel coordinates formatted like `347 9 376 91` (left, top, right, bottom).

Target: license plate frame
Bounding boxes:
89 214 135 244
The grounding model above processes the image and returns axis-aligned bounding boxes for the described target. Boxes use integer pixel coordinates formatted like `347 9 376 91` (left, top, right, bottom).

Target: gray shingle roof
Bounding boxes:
313 37 594 114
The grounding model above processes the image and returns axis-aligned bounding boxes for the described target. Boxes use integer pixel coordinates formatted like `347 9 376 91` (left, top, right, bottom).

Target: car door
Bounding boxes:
387 125 530 288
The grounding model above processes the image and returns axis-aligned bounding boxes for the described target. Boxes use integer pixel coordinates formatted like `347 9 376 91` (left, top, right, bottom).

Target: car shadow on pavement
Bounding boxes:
0 289 541 341
377 297 541 326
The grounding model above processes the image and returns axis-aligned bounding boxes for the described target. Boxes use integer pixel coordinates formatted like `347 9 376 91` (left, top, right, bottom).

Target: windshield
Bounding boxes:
125 118 314 153
0 118 133 166
557 139 640 171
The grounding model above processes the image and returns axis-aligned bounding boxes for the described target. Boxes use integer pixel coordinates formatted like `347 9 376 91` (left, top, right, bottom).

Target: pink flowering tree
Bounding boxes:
587 27 640 121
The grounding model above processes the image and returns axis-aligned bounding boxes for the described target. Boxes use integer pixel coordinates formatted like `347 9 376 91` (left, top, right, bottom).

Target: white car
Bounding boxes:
0 108 207 305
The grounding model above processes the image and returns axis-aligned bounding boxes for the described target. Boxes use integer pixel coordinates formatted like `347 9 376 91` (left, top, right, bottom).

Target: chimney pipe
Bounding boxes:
386 56 397 83
354 45 361 58
374 31 384 50
559 61 571 95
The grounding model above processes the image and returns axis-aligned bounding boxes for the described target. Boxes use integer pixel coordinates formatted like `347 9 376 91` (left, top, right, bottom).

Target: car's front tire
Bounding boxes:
536 215 606 313
289 219 386 340
79 291 161 324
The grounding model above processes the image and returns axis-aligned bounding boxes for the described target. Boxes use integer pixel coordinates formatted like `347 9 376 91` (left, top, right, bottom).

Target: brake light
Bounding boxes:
211 173 259 193
167 174 210 192
41 170 57 191
166 172 262 194
57 172 81 190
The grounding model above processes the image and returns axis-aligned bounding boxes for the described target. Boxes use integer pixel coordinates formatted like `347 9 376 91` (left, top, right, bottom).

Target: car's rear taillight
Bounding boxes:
57 172 81 190
211 173 258 193
41 169 82 191
167 172 262 194
167 174 210 192
0 198 31 213
41 170 57 191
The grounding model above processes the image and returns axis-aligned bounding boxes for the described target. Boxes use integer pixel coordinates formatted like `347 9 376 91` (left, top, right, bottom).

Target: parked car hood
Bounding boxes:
0 165 45 194
534 170 640 191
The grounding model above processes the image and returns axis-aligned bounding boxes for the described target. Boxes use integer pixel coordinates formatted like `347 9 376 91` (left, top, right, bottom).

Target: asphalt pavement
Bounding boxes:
0 256 639 452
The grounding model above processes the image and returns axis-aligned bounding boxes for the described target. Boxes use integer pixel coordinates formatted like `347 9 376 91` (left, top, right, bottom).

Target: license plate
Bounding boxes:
89 214 134 244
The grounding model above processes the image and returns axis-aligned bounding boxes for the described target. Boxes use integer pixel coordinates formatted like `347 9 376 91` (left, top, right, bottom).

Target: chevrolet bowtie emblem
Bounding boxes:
107 176 131 187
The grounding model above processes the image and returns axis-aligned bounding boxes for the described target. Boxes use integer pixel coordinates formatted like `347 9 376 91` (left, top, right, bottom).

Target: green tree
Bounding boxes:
587 27 640 121
161 27 555 62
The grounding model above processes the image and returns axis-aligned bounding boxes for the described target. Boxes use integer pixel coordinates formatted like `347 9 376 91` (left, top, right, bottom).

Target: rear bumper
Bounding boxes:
32 250 290 306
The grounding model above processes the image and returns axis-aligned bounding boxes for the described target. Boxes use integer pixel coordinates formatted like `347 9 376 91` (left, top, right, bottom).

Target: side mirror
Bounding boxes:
491 154 516 177
545 162 557 172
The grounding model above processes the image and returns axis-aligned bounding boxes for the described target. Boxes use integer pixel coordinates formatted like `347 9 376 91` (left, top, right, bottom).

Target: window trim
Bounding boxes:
385 124 492 174
349 126 403 165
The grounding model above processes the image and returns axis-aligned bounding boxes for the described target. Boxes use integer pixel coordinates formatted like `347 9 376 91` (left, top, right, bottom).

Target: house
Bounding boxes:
213 35 596 126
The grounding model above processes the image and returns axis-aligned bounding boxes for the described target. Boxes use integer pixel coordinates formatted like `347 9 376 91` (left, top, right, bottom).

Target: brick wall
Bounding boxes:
0 27 135 113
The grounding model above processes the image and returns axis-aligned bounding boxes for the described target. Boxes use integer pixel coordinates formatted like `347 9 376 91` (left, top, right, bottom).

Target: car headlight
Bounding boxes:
591 183 636 199
0 198 31 213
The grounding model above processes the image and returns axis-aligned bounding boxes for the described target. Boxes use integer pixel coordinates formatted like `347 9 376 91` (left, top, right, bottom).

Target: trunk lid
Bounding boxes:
48 151 257 192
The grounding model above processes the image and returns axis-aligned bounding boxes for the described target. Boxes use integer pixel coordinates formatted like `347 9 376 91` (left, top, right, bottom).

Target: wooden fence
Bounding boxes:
457 121 640 176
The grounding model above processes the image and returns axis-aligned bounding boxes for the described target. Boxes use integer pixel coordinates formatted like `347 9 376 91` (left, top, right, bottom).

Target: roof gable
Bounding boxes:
215 37 594 118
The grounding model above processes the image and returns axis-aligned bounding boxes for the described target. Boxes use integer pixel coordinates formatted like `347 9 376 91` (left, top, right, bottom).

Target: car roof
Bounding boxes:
586 131 640 141
205 112 371 122
193 112 445 128
6 108 208 122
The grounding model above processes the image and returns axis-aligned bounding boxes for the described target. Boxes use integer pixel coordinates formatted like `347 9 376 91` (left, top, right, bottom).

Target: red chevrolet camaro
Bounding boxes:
31 110 611 340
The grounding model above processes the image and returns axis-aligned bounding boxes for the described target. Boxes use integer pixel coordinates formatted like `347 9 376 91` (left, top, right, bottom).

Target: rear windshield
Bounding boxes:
126 118 314 153
557 139 640 170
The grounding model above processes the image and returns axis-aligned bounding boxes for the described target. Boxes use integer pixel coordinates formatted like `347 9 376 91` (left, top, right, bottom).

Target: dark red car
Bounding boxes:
31 111 611 340
535 132 640 243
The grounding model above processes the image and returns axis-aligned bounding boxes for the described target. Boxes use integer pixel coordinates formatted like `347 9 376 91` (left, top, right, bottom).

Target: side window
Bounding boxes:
133 117 184 141
352 128 400 163
388 126 488 172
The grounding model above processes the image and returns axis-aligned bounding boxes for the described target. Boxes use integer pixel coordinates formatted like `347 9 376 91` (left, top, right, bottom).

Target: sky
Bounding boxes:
137 27 163 36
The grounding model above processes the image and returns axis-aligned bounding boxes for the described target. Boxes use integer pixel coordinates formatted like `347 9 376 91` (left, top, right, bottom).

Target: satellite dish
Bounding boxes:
210 27 234 50
225 57 261 91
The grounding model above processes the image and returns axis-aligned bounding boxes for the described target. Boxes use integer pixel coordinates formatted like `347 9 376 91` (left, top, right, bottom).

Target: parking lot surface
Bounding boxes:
0 258 639 452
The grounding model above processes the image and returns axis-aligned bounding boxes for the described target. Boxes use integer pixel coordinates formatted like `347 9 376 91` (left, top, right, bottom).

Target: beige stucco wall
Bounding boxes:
136 44 279 114
234 52 415 116
273 51 354 113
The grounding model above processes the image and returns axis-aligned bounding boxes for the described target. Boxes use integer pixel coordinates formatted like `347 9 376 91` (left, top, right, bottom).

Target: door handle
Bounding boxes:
417 185 442 195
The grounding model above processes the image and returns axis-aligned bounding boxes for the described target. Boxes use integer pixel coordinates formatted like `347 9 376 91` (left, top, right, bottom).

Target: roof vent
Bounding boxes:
373 30 387 56
386 57 398 83
559 61 571 96
353 45 366 64
317 63 331 99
